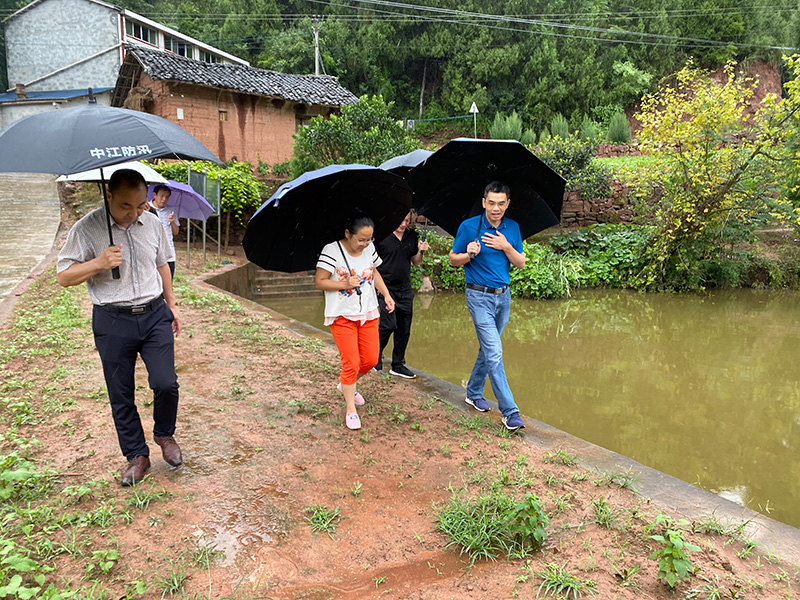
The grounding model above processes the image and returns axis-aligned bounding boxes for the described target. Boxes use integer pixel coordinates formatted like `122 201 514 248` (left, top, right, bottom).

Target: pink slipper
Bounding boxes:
345 413 362 430
337 382 365 406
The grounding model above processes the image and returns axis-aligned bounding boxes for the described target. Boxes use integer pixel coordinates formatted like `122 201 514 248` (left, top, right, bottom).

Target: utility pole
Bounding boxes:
312 16 321 76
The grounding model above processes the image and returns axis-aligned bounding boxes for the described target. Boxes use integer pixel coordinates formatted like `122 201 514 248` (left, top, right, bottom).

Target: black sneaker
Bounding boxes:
373 361 383 373
389 364 416 379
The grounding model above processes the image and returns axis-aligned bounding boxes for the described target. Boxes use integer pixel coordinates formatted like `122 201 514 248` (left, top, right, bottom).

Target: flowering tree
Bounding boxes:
633 58 800 289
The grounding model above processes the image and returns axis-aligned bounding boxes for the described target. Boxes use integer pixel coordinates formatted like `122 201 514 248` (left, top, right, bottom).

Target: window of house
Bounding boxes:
295 117 310 132
198 50 221 64
164 36 194 59
125 21 156 45
219 111 227 121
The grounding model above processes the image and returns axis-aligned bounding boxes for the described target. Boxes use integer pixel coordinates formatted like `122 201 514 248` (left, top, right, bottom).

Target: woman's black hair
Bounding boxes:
345 209 374 235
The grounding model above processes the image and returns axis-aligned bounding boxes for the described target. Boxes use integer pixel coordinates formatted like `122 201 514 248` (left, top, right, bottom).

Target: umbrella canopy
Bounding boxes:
407 138 566 239
56 160 167 184
0 99 222 280
243 164 413 273
148 180 215 221
0 102 222 175
378 149 433 179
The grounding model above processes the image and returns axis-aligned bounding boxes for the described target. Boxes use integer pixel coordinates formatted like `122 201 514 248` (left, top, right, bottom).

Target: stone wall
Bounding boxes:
141 75 330 165
561 181 636 227
5 0 122 91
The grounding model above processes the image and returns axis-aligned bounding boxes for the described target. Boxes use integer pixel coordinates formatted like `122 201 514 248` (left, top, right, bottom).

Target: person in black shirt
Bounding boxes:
375 211 429 378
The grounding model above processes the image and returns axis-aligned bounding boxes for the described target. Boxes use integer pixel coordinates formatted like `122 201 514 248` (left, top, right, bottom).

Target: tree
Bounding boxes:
633 59 799 289
290 95 420 178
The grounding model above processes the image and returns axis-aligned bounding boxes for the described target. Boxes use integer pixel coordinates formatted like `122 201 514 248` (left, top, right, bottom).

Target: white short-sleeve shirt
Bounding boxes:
316 241 382 326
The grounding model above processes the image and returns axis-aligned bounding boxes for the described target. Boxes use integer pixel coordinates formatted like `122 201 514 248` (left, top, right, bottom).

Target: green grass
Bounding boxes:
595 154 659 176
303 504 341 536
435 490 549 568
530 562 597 598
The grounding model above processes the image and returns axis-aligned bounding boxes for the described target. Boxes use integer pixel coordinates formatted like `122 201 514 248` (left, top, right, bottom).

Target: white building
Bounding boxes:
3 0 248 93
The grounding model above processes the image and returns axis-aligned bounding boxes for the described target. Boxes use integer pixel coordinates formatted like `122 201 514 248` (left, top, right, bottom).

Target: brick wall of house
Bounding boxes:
142 74 332 165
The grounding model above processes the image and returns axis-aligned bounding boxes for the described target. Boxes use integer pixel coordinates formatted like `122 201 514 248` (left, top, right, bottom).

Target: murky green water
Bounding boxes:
264 289 800 529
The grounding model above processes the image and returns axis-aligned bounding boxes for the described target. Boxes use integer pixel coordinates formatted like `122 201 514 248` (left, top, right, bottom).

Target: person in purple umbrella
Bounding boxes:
151 184 180 279
449 181 527 432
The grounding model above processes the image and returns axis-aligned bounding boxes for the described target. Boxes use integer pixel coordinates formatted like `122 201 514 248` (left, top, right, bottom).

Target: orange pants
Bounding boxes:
329 317 379 385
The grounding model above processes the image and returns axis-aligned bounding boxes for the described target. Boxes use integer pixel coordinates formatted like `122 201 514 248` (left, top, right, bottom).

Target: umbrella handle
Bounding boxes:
100 168 121 280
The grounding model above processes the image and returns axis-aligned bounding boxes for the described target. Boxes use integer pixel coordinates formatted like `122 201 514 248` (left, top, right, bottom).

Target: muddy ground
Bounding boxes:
0 240 798 600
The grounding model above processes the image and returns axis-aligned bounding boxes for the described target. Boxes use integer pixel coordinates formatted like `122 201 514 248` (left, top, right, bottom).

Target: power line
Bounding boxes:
313 0 795 50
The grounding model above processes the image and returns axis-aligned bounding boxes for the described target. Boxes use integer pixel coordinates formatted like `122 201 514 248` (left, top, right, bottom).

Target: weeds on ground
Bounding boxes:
303 505 341 536
516 561 597 598
645 514 701 588
435 490 549 568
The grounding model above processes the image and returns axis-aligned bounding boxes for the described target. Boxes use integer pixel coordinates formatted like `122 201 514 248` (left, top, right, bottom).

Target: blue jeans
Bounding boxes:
465 287 519 418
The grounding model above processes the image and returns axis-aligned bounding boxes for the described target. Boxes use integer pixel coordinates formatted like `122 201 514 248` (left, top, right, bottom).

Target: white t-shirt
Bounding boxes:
316 241 382 326
153 205 176 262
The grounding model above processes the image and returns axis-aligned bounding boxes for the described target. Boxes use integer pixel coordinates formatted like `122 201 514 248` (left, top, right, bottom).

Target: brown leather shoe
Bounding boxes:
154 435 183 467
121 455 150 487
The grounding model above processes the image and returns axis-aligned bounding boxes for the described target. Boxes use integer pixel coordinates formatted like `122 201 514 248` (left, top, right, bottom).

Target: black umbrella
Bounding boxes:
0 96 222 278
407 138 566 239
0 100 220 173
243 164 413 273
378 149 433 182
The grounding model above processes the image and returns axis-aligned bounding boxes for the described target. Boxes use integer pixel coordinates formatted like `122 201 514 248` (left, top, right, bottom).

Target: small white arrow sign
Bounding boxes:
469 102 479 114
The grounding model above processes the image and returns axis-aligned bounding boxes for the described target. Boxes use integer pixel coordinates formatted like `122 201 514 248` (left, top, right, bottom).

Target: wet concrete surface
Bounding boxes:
0 173 61 303
198 267 800 567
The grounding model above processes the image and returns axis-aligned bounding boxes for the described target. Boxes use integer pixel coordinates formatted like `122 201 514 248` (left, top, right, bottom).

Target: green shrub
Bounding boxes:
550 224 651 288
579 115 601 142
520 129 536 146
418 231 464 291
256 161 270 177
509 243 580 299
592 104 624 129
607 111 632 144
489 110 524 140
550 113 570 139
539 128 550 144
537 136 612 200
290 94 419 177
271 160 291 178
152 160 261 222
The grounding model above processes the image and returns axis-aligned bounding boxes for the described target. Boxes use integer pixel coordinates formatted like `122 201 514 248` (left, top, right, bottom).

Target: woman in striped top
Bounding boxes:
315 215 395 430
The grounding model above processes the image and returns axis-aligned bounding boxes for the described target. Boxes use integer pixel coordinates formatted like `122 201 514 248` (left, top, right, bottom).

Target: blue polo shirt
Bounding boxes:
452 214 523 288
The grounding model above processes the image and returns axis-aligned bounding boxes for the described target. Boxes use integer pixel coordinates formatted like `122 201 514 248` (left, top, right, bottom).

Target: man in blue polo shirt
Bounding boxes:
449 181 526 431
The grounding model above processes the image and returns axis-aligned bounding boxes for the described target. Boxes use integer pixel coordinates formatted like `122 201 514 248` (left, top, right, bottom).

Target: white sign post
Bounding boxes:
469 102 479 139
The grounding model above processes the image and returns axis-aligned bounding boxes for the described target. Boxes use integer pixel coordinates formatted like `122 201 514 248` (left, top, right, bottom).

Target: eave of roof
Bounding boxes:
126 45 359 107
0 87 113 103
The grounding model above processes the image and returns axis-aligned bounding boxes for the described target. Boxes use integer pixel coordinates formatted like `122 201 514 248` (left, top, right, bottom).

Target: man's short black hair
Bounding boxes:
152 184 171 196
108 169 146 194
483 180 510 199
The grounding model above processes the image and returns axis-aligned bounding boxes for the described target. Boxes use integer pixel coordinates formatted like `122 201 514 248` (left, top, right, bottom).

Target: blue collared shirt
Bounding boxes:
452 214 523 288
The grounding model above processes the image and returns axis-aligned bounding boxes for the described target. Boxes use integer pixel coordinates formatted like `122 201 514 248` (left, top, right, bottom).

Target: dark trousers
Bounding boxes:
92 301 179 461
378 287 414 369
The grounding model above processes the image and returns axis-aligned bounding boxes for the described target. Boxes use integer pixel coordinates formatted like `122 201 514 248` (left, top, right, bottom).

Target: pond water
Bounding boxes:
264 289 800 529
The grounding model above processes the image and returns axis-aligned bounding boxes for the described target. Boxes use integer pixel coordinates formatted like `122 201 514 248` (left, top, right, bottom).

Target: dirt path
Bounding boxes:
0 249 797 599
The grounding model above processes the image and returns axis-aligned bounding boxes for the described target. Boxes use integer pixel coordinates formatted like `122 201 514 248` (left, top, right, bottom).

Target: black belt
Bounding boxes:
466 283 508 295
96 296 163 314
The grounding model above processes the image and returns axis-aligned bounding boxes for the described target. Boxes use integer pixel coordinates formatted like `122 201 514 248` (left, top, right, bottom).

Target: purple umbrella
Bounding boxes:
148 180 215 221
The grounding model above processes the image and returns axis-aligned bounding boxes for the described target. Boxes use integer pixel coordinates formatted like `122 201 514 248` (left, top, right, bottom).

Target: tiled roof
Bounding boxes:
126 45 359 107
